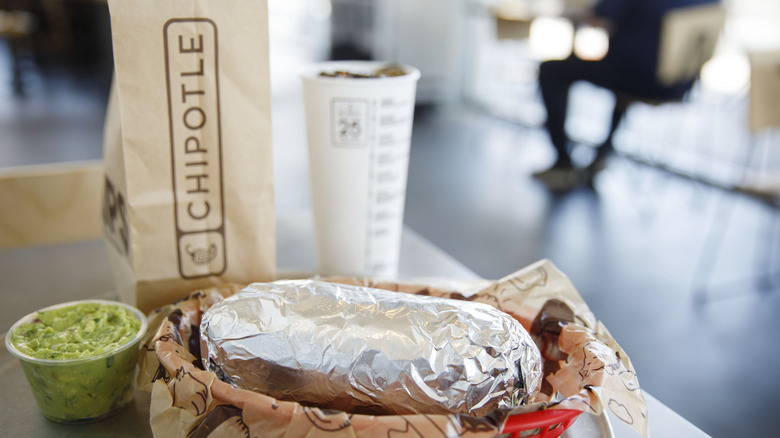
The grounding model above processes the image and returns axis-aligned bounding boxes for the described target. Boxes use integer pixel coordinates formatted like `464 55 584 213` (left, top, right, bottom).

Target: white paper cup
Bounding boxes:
301 61 420 277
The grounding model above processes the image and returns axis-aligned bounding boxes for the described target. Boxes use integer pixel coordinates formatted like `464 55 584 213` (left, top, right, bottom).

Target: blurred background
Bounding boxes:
1 0 779 436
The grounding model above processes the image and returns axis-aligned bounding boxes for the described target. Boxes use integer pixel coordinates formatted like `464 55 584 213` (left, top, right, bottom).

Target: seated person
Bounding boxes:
535 0 721 185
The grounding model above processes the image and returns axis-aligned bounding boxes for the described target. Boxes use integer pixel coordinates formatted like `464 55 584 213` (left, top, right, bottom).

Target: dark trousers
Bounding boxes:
539 55 690 166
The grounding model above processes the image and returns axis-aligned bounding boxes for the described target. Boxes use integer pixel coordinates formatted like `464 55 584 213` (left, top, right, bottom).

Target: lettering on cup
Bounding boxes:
332 99 368 147
164 18 226 278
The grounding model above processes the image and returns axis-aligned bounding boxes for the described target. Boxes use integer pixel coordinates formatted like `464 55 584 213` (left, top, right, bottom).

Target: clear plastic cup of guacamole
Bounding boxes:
5 299 147 423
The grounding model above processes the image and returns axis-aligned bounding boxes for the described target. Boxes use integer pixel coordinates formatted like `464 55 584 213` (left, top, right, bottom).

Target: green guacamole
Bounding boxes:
9 302 144 423
11 302 141 360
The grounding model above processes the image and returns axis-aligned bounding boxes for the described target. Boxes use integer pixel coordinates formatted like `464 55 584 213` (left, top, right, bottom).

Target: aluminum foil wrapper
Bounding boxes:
200 280 542 417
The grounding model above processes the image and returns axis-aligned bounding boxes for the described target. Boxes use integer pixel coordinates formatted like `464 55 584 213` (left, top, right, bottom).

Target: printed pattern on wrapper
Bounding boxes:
137 260 649 438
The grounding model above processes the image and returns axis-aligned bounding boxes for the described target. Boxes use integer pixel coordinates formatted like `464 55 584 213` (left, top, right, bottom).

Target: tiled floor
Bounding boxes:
2 13 779 438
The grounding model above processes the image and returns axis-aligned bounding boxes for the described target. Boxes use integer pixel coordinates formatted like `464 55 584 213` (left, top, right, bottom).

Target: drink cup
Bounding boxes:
301 61 420 277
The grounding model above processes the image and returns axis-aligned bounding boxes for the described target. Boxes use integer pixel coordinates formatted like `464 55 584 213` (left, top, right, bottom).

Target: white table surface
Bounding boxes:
0 210 710 437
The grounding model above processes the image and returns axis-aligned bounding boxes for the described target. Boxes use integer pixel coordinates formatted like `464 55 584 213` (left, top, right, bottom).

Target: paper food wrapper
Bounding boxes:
102 0 275 314
138 260 649 437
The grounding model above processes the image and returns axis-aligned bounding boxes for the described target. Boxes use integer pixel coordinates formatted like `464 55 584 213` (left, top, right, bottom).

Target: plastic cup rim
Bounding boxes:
4 299 148 365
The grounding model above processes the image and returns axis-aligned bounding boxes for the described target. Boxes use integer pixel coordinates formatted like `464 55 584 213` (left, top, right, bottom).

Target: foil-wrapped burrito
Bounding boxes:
200 280 542 416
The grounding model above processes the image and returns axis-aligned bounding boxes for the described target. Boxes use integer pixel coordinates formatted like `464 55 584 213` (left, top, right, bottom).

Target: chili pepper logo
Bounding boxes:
186 244 218 265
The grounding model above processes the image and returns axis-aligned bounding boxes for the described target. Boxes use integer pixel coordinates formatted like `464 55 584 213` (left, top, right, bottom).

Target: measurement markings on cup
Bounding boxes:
364 94 414 273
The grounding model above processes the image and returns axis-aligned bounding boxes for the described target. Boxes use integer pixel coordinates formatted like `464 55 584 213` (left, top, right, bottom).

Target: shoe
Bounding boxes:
586 155 608 175
532 165 584 191
587 143 614 175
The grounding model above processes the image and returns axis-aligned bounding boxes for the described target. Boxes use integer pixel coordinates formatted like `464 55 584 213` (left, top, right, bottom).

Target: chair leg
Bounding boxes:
691 189 736 304
749 133 780 290
756 202 780 291
9 39 25 95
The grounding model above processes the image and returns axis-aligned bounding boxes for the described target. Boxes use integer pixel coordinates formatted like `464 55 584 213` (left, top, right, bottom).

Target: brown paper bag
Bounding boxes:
102 0 275 313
